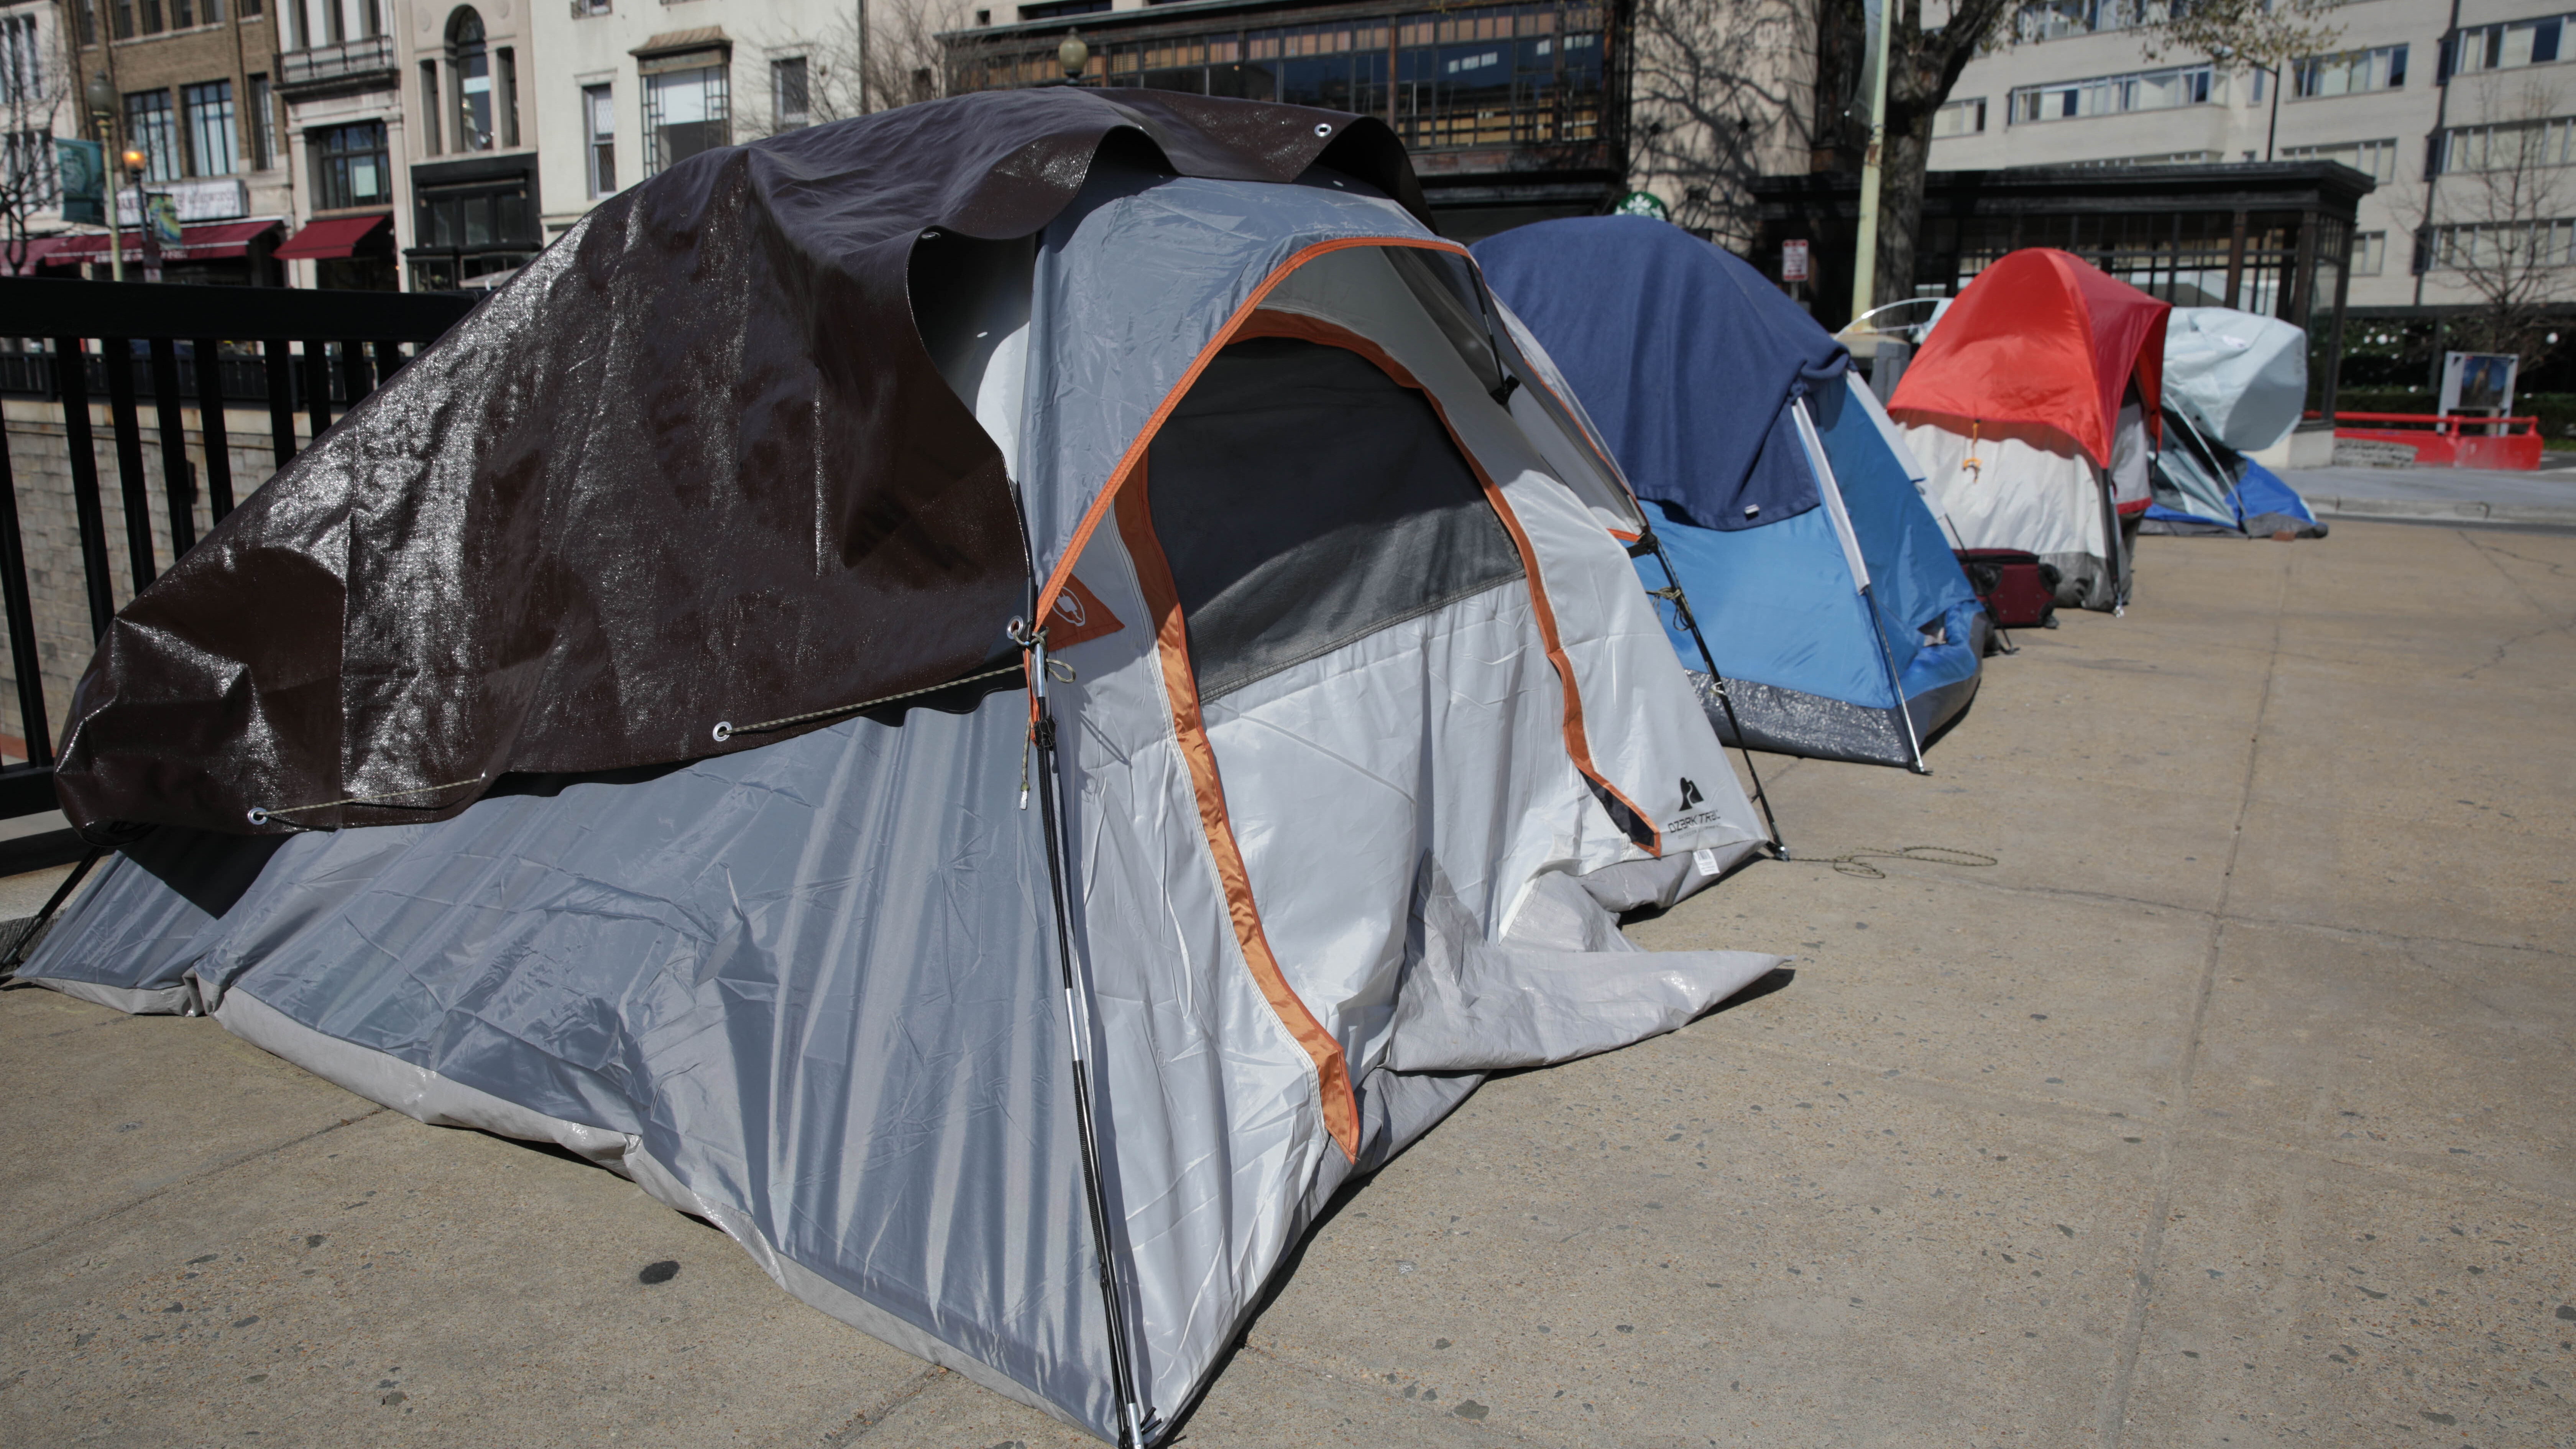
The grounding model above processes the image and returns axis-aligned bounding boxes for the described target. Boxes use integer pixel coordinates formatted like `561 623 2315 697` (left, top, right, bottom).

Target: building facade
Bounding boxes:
942 0 1636 240
526 0 851 247
272 0 402 288
1926 0 2576 315
54 0 292 281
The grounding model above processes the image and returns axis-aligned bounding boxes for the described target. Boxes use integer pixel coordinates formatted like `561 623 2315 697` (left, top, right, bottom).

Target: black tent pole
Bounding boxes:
1630 531 1788 859
1025 625 1155 1448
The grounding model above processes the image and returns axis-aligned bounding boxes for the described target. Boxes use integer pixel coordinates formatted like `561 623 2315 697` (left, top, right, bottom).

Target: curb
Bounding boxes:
2305 496 2576 526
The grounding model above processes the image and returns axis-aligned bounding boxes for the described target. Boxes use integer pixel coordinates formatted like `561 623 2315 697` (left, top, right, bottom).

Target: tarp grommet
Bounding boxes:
711 721 734 743
1313 123 1332 136
246 807 269 825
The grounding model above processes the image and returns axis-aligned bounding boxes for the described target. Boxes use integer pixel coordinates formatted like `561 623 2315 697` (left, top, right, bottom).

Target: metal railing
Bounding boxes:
0 278 475 868
280 35 400 89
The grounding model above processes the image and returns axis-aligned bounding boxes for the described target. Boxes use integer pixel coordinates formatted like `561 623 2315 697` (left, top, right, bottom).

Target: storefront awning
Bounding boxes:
33 219 286 266
273 212 393 261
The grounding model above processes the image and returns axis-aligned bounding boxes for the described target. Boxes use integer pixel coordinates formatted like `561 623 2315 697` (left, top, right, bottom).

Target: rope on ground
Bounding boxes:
1792 844 1999 879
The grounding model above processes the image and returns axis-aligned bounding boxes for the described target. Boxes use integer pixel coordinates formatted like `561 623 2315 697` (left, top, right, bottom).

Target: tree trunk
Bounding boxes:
1873 107 1934 307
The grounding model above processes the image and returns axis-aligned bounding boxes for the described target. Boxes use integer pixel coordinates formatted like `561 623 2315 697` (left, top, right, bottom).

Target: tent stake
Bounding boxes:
1029 649 1155 1447
1631 532 1788 859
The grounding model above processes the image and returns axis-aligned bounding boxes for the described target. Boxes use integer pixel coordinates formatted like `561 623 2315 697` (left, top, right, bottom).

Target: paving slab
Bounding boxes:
0 519 2568 1449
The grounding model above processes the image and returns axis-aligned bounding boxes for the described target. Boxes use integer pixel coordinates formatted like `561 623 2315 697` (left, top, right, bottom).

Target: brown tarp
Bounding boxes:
53 89 1427 838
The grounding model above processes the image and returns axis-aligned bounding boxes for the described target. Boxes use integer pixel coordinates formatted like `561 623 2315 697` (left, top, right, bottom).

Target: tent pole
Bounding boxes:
1028 636 1155 1447
1857 580 1930 774
0 847 102 978
1631 532 1788 859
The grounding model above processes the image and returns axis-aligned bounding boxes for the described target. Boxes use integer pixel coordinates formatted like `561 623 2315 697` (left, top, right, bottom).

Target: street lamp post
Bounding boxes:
83 71 120 282
1057 33 1088 85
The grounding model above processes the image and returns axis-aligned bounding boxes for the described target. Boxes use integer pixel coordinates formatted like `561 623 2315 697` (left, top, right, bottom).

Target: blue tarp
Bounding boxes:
1475 215 1846 532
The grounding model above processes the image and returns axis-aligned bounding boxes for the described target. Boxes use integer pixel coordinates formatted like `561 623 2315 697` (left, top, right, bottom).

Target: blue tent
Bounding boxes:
1475 216 1986 770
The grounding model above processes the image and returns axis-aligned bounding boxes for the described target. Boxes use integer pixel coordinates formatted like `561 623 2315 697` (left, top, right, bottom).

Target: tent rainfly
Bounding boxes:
1474 216 1988 772
2144 307 2328 539
18 91 1780 1445
1889 249 2171 611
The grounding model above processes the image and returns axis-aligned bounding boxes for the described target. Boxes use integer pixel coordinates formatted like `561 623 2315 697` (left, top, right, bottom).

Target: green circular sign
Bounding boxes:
1612 190 1670 221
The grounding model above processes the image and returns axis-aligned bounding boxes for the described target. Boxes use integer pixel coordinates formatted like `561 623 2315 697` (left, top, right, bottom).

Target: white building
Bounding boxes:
272 0 406 288
1927 0 2576 312
526 0 854 243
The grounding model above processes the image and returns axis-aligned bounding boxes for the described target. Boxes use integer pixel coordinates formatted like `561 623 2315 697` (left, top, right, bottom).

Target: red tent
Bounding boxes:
1888 249 2169 470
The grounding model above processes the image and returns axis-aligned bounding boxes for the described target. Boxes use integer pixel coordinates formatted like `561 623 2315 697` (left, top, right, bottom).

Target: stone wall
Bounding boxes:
0 398 287 763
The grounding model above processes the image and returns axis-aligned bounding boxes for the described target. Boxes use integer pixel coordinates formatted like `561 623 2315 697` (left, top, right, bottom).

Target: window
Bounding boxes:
451 10 495 151
5 128 53 207
419 61 443 155
2280 137 2400 183
642 60 728 174
583 82 615 196
0 15 38 109
772 56 810 131
573 0 609 13
2008 64 2215 123
172 0 192 28
183 80 236 178
125 90 179 182
2014 0 2145 43
73 0 95 47
1932 97 1987 137
243 0 259 15
2431 219 2576 270
497 48 518 146
112 0 131 40
2352 231 2385 276
2293 45 2407 98
309 120 389 209
247 74 275 170
2453 16 2564 75
138 0 162 34
2438 118 2576 173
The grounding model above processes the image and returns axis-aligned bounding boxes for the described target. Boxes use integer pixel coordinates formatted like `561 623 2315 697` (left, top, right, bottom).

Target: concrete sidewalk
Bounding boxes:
3 521 2569 1448
2284 462 2576 525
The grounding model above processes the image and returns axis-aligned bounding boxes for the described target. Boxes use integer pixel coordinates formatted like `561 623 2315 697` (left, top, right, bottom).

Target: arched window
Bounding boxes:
448 8 492 151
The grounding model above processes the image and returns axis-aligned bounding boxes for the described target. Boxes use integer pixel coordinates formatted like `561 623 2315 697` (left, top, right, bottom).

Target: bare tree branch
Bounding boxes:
739 0 990 140
2408 80 2571 365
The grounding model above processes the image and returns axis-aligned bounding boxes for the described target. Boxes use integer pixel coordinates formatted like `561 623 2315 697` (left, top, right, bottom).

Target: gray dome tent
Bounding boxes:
21 92 1777 1443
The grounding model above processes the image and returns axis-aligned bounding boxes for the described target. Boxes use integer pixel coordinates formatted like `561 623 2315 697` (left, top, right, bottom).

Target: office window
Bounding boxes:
1932 97 1987 137
0 15 38 108
309 120 389 209
73 0 95 47
574 0 609 13
4 128 53 207
112 0 132 40
241 0 257 14
2431 219 2576 270
642 60 728 174
773 56 810 131
2009 64 2214 123
2351 232 2385 276
419 61 443 155
2438 117 2576 173
2279 137 2400 183
2453 16 2565 75
183 80 236 177
452 10 495 151
583 82 615 196
498 48 519 146
247 74 275 169
125 90 179 182
172 0 192 28
2293 45 2407 98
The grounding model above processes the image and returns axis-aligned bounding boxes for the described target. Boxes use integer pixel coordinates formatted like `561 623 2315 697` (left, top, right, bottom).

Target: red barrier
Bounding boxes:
2324 411 2543 470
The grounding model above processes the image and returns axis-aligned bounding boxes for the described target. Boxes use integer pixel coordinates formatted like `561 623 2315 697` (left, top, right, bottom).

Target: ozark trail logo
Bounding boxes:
1052 590 1088 629
1678 777 1704 809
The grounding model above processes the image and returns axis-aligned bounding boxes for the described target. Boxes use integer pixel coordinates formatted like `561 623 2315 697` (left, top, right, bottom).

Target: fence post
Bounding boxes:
52 335 116 639
148 338 196 557
100 336 156 592
192 337 233 521
0 430 49 766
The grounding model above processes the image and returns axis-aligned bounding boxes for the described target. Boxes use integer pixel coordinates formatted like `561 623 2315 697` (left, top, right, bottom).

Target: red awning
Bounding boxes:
273 212 392 261
33 219 285 266
2 235 88 273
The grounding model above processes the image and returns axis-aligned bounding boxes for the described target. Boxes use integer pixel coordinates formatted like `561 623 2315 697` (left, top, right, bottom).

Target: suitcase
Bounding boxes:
1953 549 2060 633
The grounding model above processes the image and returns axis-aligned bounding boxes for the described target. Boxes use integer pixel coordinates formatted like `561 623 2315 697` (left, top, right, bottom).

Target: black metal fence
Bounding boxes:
0 278 475 870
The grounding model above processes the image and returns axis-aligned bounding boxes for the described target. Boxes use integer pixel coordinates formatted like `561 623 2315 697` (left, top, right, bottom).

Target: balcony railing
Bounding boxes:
280 35 399 90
